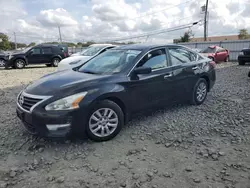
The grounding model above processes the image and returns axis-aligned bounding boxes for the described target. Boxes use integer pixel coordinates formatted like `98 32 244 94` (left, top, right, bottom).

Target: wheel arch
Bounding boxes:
200 75 210 91
92 95 128 123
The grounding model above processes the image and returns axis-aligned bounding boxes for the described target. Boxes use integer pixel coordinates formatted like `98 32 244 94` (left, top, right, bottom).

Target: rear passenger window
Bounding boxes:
168 48 197 66
42 47 52 54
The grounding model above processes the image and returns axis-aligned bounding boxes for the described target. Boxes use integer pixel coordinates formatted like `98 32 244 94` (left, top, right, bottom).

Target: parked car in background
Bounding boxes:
16 44 216 141
57 44 116 71
238 48 250 65
5 44 68 69
0 51 8 67
192 48 202 53
200 46 229 62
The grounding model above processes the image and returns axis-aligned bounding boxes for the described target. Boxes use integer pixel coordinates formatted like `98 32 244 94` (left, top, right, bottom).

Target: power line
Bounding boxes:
106 0 195 23
99 21 200 42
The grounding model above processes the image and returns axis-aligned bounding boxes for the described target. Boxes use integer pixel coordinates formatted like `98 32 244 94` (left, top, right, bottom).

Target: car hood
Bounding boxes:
57 56 92 71
25 70 111 96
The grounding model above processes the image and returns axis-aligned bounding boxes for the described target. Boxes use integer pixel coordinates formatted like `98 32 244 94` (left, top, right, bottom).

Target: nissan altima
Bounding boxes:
16 44 216 142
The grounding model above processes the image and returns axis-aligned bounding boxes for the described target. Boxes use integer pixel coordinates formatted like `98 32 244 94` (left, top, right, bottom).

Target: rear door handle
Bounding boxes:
192 66 198 70
164 73 173 79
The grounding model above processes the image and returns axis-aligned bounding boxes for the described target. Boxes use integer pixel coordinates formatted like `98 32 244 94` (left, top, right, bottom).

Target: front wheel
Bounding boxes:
86 100 124 142
239 60 245 65
51 58 60 67
190 78 208 105
14 59 25 69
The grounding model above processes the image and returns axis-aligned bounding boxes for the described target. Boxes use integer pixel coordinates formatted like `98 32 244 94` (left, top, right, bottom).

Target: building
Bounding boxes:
173 35 239 43
190 35 239 42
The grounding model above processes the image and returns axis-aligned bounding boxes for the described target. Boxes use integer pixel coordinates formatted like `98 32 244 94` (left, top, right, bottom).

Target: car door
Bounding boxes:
41 47 53 63
166 46 204 101
128 48 175 112
215 47 226 61
27 47 42 64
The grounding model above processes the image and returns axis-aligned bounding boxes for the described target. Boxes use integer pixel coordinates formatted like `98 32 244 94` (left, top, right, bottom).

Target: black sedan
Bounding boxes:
16 44 216 141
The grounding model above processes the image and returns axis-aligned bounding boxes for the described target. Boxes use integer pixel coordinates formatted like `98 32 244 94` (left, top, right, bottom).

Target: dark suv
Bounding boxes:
5 44 68 69
238 48 250 65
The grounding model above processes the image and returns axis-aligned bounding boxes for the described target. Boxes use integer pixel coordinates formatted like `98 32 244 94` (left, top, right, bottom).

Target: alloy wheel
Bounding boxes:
0 59 5 67
89 108 119 138
16 60 25 68
196 82 207 102
53 59 59 67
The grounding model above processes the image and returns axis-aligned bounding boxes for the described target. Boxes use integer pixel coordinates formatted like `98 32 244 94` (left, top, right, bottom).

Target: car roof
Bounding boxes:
113 43 186 51
89 44 116 47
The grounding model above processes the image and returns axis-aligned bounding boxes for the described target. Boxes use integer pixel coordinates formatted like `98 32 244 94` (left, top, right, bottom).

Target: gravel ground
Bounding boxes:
0 62 250 188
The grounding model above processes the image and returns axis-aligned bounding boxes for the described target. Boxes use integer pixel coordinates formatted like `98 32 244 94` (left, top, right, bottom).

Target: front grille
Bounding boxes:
18 94 43 112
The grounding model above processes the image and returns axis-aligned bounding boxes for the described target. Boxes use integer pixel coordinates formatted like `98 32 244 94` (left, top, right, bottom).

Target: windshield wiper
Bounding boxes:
82 70 97 74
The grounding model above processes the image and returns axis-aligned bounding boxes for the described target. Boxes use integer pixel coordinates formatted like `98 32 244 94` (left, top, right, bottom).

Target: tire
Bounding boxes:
0 59 5 67
51 58 60 67
190 78 208 105
14 59 25 69
46 64 52 67
86 100 124 142
224 56 229 62
239 60 245 65
248 71 250 77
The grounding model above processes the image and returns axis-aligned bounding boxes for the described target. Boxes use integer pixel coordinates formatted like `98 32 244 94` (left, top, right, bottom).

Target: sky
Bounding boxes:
0 0 250 44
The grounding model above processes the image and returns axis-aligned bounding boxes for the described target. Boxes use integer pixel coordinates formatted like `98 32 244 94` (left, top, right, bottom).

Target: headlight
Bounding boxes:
69 60 81 65
9 55 13 60
45 92 87 111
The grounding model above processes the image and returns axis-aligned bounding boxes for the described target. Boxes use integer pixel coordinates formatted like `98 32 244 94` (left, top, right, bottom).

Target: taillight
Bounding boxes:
209 61 216 68
64 52 66 57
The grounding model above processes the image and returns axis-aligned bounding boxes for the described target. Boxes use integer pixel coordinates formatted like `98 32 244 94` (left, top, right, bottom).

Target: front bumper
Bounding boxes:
16 105 87 138
238 55 250 62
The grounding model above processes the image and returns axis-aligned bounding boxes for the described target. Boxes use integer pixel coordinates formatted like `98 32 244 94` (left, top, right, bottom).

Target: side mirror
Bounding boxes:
133 66 152 75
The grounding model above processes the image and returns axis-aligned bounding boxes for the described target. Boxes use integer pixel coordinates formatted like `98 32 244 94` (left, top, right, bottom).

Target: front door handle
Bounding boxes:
164 73 173 79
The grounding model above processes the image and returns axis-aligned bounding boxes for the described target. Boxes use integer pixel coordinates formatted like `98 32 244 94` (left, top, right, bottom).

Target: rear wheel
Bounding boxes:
190 78 208 105
239 60 245 65
51 58 60 67
224 56 229 62
0 59 5 67
14 59 25 69
86 100 124 142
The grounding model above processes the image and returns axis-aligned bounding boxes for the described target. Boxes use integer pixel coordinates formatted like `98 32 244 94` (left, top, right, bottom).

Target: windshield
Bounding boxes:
201 47 216 53
78 49 141 74
22 47 32 53
80 46 106 56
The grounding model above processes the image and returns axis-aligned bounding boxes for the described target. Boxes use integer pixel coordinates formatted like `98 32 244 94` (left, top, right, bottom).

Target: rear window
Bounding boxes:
42 47 52 54
201 47 216 53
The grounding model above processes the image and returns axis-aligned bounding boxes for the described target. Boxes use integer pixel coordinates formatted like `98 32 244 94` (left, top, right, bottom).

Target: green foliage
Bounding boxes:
0 33 11 50
28 42 36 47
238 29 249 40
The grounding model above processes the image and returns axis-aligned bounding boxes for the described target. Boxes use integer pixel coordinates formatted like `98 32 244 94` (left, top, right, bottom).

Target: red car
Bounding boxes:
200 46 229 62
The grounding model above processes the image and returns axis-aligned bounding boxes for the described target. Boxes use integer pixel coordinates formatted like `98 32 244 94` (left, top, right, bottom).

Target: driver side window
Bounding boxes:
137 49 167 70
31 48 41 55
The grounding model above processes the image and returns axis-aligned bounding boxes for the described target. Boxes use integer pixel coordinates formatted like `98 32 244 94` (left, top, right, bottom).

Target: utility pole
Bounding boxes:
58 26 62 43
14 32 17 50
204 0 209 41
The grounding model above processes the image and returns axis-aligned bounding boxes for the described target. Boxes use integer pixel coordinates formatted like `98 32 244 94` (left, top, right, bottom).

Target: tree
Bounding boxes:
238 29 249 40
180 31 193 43
28 42 36 47
0 33 11 50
